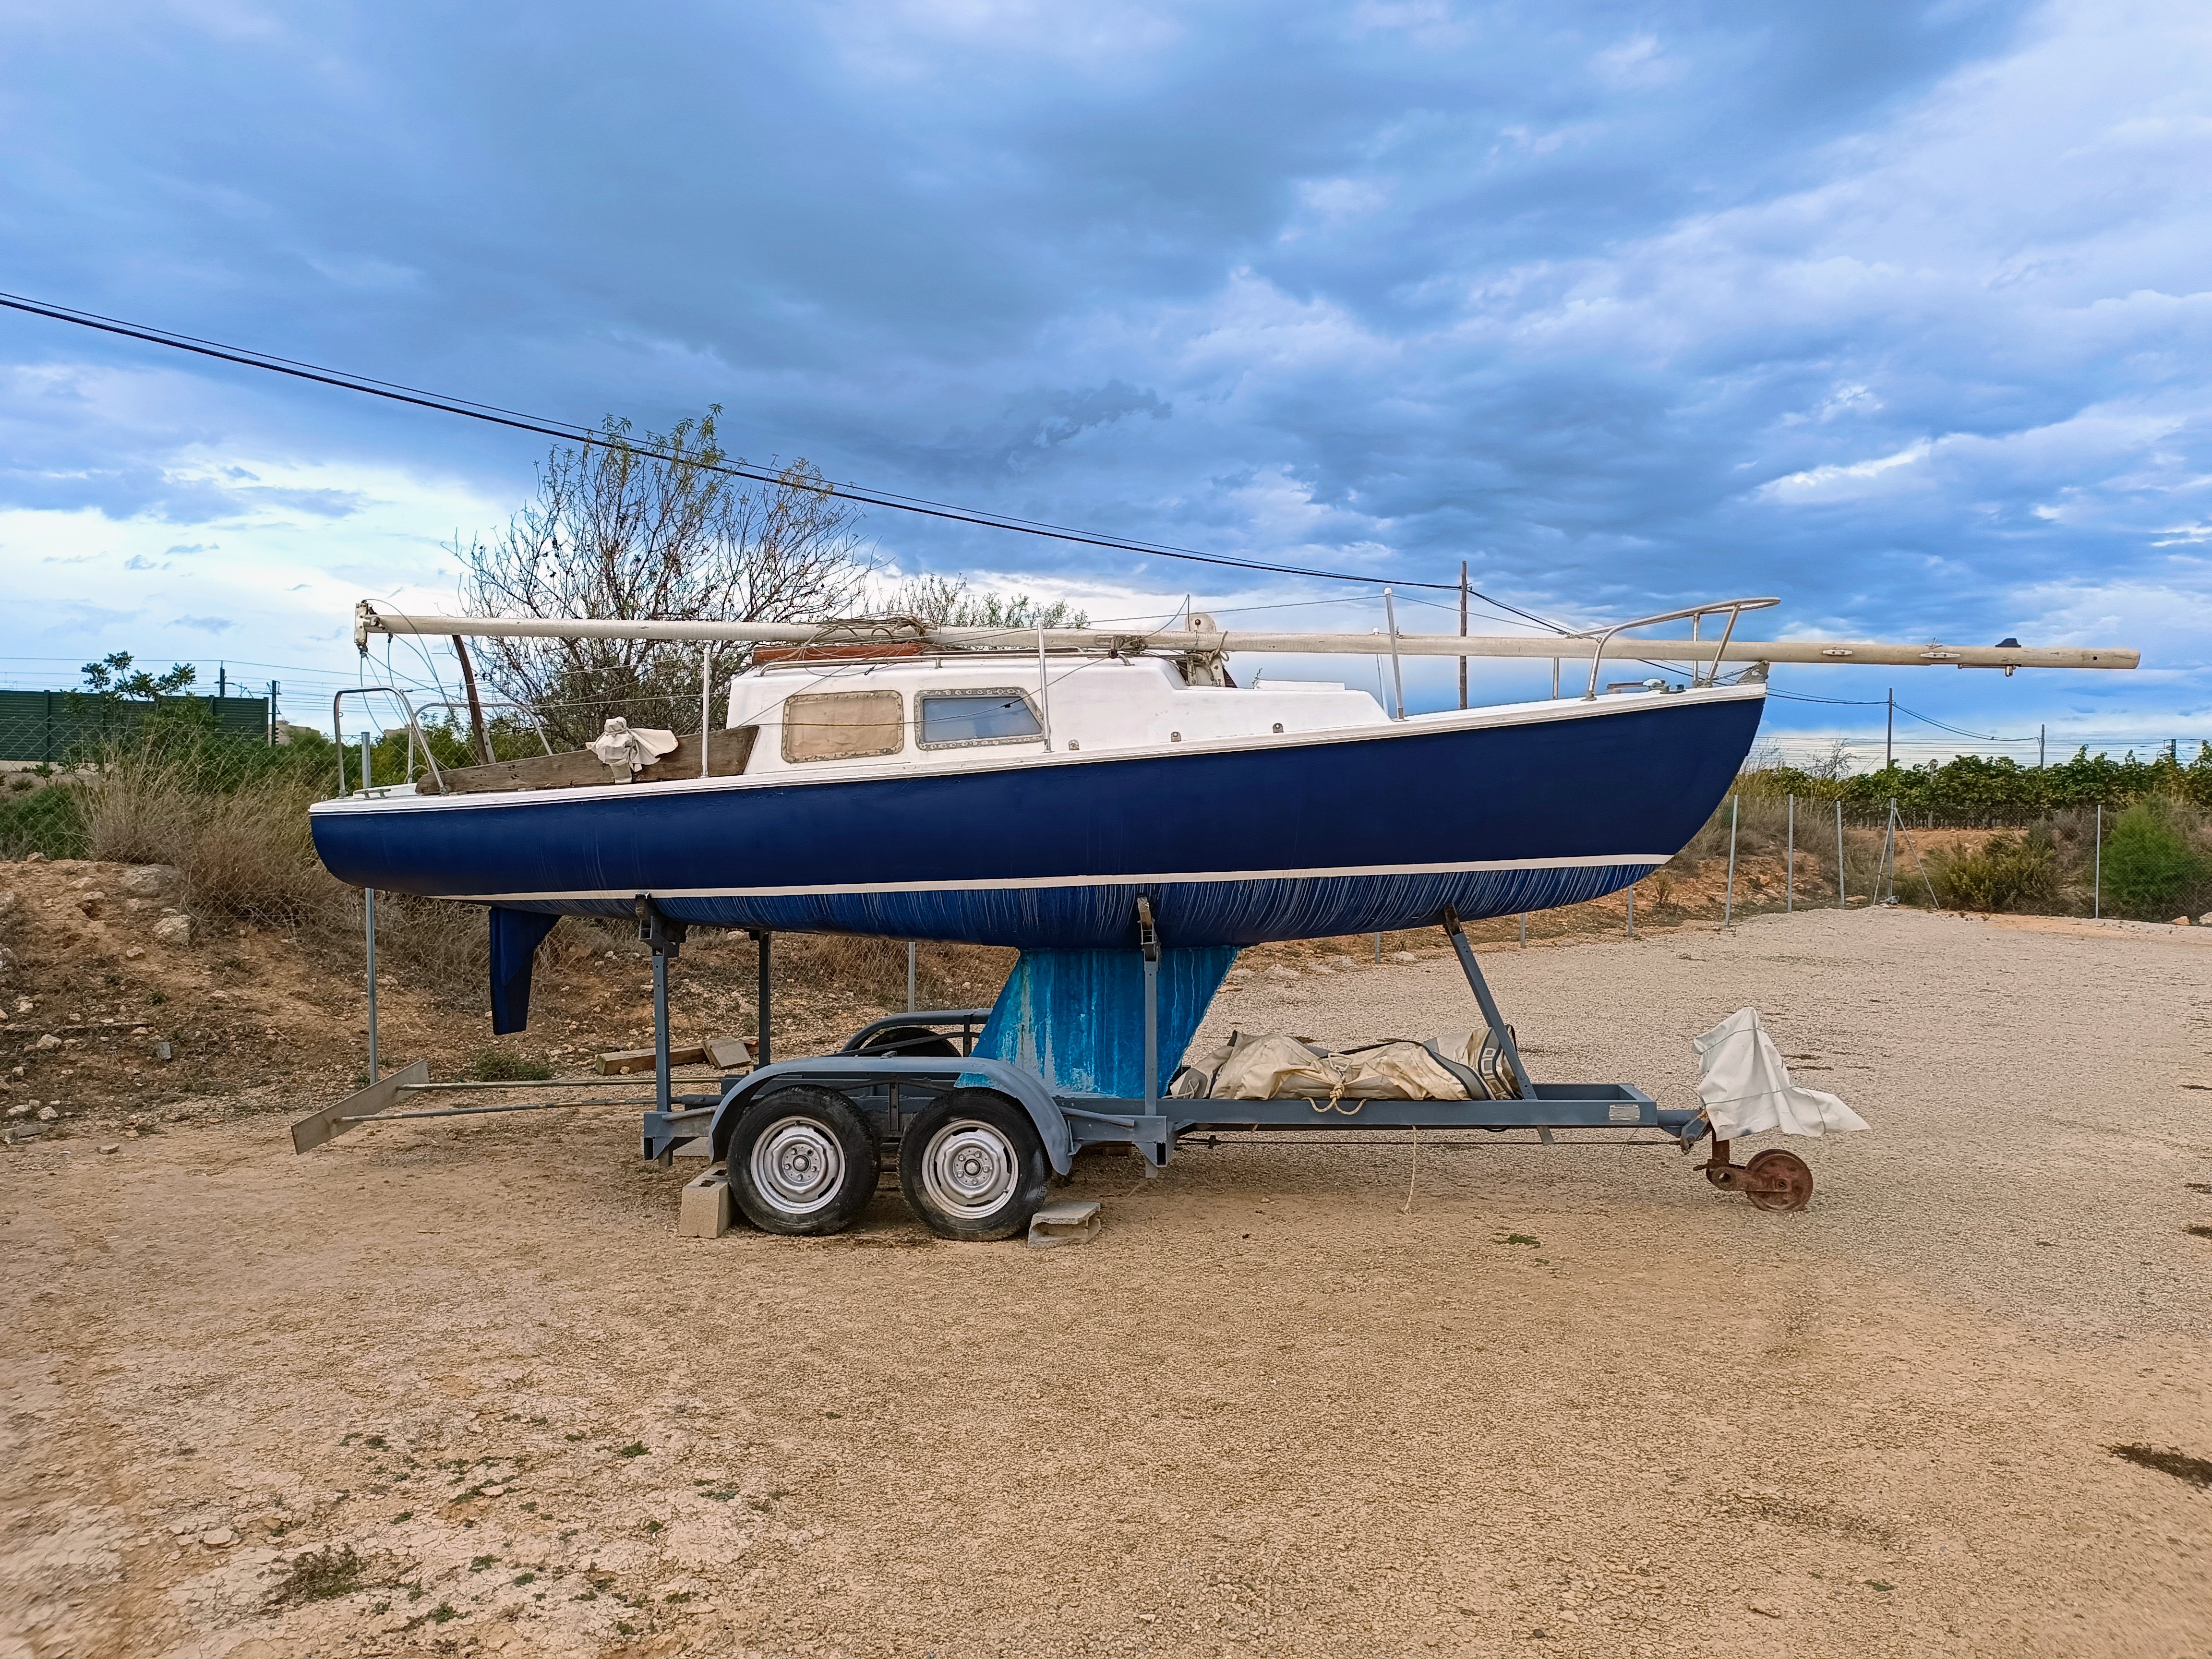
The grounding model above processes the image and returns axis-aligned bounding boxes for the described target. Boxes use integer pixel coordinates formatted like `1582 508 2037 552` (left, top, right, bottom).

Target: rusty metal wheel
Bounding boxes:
1743 1148 1814 1212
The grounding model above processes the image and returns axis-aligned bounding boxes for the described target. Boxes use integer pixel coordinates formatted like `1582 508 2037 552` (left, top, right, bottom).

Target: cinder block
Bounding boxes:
676 1167 732 1238
1026 1199 1102 1249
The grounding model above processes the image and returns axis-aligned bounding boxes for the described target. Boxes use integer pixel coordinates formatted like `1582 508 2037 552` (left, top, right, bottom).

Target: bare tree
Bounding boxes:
881 573 1089 630
457 408 872 745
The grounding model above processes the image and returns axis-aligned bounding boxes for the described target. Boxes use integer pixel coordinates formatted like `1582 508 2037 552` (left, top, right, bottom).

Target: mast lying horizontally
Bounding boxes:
356 601 2138 674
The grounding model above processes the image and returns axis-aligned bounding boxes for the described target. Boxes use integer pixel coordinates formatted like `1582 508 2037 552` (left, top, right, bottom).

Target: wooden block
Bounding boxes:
600 1044 709 1075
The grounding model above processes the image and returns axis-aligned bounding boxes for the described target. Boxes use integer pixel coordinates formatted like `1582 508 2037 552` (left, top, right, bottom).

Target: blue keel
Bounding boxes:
971 946 1240 1098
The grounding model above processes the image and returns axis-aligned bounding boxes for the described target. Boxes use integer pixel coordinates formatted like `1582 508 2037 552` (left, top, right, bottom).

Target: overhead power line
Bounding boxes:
0 289 1505 598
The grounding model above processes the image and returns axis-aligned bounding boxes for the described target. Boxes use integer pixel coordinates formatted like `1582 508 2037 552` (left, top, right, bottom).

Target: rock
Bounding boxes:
5 1103 29 1118
0 890 20 927
34 1033 60 1051
37 1105 58 1121
121 865 182 897
23 852 46 864
200 1527 235 1548
1388 950 1419 963
0 947 17 976
124 947 144 961
2175 916 2191 927
153 1041 173 1062
152 914 193 948
98 1142 120 1154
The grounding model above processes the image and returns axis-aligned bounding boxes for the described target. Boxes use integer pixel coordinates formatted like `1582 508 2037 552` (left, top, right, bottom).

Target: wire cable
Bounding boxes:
1 289 1475 593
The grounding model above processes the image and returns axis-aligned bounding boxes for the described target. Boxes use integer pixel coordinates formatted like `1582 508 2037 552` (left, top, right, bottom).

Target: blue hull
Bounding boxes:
310 690 1763 949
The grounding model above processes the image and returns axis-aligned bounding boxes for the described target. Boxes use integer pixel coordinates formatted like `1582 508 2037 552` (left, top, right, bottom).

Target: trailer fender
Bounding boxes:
705 1056 1075 1175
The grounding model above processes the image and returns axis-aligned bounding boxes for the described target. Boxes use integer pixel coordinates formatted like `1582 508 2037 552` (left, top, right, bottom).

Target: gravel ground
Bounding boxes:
2 907 2208 1659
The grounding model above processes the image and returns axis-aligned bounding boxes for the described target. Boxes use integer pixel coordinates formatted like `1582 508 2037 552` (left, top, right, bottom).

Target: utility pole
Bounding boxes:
267 679 280 745
2039 723 2045 769
1458 560 1468 710
1886 688 1894 772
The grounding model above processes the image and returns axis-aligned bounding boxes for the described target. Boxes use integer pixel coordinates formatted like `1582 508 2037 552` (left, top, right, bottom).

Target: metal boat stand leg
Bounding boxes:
1439 906 1533 1098
750 928 773 1067
1137 897 1164 1176
636 897 689 1166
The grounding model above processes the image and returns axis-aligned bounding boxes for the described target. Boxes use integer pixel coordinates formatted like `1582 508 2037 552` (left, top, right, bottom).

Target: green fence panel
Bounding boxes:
0 691 271 763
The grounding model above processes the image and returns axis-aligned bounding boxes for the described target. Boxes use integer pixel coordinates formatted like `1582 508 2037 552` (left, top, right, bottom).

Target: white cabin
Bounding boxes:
724 653 1387 777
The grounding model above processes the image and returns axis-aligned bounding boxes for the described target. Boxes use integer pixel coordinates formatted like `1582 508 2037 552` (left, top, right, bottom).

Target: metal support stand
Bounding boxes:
1786 794 1794 913
752 929 773 1065
363 886 379 1082
1138 897 1162 1175
637 898 689 1129
1722 795 1739 929
1440 907 1531 1097
1836 800 1847 908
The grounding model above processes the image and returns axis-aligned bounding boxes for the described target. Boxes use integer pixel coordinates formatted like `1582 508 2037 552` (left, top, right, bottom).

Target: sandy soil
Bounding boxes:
4 908 2210 1659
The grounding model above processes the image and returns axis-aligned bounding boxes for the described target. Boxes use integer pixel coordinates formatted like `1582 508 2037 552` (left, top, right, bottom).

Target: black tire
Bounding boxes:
725 1087 878 1236
854 1024 961 1059
898 1089 1051 1242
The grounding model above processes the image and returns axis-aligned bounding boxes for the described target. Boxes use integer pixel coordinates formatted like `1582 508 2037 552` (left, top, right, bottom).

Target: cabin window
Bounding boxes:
916 689 1045 749
781 689 904 763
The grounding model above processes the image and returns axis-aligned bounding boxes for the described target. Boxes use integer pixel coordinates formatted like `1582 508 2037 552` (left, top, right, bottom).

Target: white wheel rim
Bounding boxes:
749 1116 846 1216
920 1118 1019 1221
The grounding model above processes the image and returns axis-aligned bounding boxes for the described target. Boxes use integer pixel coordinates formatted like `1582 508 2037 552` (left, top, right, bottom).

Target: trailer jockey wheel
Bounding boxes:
900 1089 1050 1242
1743 1148 1815 1213
726 1087 879 1235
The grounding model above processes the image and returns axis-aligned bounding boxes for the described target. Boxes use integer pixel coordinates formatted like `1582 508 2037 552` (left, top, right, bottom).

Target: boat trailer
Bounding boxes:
614 903 1813 1239
294 899 1811 1235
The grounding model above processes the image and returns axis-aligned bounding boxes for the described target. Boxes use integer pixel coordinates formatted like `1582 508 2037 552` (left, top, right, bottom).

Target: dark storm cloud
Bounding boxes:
1 0 2208 736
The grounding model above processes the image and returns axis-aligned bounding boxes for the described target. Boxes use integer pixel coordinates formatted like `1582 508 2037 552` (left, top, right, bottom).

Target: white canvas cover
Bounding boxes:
1171 1033 1471 1102
1691 1008 1869 1139
587 718 681 775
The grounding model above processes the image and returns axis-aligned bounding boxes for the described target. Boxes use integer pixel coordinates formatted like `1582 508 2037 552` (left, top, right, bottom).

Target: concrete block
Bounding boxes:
677 1167 732 1238
705 1036 755 1070
1027 1199 1102 1249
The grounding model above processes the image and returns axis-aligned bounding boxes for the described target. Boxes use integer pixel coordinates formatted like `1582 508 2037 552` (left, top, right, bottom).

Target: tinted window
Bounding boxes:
918 691 1044 747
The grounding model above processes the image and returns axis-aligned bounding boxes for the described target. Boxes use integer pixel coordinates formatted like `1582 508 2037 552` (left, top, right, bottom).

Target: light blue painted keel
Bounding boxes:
971 946 1241 1098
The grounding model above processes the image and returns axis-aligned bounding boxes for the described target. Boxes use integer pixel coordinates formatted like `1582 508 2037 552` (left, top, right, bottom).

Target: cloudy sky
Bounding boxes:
3 0 2208 762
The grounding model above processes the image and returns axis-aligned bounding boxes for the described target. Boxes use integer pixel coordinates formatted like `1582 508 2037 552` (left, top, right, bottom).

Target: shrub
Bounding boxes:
0 782 85 859
1929 828 2060 913
468 1048 553 1082
2101 799 2204 919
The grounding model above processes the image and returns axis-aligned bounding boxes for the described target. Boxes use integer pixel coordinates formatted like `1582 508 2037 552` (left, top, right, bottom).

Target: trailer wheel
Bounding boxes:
899 1089 1050 1241
727 1087 879 1235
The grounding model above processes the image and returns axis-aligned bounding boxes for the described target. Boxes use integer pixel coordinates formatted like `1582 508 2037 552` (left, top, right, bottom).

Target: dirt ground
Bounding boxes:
4 907 2210 1659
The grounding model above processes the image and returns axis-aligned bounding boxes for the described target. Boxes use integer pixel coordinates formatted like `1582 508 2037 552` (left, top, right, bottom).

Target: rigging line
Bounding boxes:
1891 703 2001 742
0 289 1463 594
1767 690 1896 707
